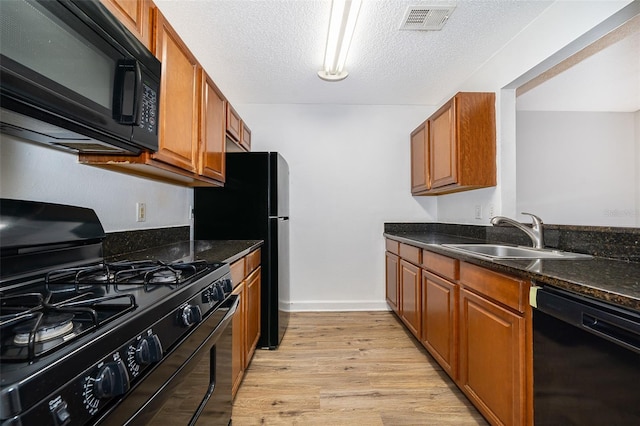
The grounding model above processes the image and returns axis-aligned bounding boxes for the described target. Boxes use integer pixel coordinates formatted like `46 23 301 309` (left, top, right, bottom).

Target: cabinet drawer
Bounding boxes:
399 243 421 265
245 248 261 275
422 250 459 281
385 239 400 255
230 258 245 288
459 262 527 313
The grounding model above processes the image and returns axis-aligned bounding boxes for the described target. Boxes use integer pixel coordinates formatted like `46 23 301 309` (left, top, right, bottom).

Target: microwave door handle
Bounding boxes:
113 59 142 125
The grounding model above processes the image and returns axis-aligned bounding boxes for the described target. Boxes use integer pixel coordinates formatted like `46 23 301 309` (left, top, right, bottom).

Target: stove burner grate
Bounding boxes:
0 289 136 362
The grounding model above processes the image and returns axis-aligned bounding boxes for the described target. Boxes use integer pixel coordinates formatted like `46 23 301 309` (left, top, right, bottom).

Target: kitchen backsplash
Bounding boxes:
104 226 190 257
384 223 640 263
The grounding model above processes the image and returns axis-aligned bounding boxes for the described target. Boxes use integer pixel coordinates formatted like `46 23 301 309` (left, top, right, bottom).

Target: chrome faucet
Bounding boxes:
490 212 545 249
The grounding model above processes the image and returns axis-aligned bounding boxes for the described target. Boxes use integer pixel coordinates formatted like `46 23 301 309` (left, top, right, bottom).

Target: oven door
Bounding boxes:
97 295 239 426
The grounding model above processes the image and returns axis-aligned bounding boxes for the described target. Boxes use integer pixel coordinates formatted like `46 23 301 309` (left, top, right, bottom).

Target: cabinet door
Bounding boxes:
153 11 199 173
245 267 261 367
400 260 421 337
410 122 429 194
430 99 457 188
231 282 245 398
226 103 242 142
199 73 225 182
385 252 400 313
100 0 151 47
240 122 251 152
459 288 525 426
422 270 458 379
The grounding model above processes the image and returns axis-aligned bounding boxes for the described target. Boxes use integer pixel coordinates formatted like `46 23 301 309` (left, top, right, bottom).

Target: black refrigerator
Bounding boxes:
194 152 290 349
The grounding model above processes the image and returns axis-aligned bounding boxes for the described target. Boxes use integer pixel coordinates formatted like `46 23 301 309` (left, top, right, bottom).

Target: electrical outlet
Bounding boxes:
488 204 495 218
136 202 146 222
474 204 482 219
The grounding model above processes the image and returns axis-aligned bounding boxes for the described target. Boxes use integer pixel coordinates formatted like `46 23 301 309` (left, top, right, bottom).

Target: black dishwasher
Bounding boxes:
531 286 640 425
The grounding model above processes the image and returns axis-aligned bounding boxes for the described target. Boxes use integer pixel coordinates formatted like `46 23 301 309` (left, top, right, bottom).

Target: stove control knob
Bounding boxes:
94 359 130 399
136 335 163 365
51 400 71 426
213 284 225 301
221 278 233 292
180 304 202 326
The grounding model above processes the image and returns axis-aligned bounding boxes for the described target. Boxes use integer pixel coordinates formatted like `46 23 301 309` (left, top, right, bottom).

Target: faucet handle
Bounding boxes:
520 212 543 228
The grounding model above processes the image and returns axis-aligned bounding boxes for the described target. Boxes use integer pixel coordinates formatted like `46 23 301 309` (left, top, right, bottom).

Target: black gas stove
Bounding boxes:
0 199 237 426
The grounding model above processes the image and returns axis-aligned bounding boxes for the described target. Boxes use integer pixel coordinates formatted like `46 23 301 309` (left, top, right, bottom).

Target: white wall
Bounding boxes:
441 0 632 224
236 0 633 311
1 0 632 312
516 111 637 226
636 110 640 223
0 135 192 232
237 104 435 311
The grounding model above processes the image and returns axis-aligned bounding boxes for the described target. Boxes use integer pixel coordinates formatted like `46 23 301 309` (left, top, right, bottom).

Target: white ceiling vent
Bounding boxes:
400 5 456 31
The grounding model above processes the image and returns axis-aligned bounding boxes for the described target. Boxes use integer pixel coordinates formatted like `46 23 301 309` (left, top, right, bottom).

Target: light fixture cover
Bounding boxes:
319 0 362 81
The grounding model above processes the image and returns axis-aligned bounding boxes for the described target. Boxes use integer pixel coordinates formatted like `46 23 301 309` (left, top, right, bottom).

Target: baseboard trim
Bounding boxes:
287 301 391 312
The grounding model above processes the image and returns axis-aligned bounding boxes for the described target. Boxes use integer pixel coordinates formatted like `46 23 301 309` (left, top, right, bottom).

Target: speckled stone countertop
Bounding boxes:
103 226 263 264
384 223 640 312
107 240 263 265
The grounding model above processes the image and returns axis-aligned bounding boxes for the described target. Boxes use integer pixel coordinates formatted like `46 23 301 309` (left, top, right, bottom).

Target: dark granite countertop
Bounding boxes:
384 224 640 312
106 239 263 265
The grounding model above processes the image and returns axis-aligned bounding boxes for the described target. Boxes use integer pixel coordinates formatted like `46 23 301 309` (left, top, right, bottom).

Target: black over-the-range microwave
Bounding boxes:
0 0 161 155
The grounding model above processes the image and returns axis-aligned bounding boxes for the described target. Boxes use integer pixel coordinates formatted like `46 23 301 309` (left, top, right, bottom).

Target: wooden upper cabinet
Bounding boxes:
241 122 252 152
226 103 242 142
79 5 226 187
410 122 429 194
411 92 496 196
99 0 151 47
430 100 457 188
226 103 251 152
199 72 226 182
153 10 199 173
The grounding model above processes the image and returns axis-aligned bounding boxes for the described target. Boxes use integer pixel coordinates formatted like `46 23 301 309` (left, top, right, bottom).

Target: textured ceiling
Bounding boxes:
153 0 554 106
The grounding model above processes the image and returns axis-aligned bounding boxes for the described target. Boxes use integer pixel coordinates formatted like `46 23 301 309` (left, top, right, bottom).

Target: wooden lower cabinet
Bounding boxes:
459 288 526 426
385 251 400 313
421 270 458 379
245 267 261 367
231 281 246 397
459 262 529 426
400 259 421 337
230 248 262 398
384 238 531 425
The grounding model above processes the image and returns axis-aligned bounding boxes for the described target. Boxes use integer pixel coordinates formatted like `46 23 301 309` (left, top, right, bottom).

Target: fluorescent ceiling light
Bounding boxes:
318 0 362 82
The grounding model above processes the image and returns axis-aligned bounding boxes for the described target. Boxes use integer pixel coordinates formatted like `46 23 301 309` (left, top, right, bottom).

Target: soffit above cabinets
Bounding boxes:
517 16 640 113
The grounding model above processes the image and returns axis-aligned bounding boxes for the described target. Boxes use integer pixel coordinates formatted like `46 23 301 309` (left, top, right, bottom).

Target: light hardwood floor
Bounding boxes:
232 311 487 425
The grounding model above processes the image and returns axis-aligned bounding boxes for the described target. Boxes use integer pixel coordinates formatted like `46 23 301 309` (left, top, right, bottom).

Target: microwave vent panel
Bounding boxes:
400 5 456 31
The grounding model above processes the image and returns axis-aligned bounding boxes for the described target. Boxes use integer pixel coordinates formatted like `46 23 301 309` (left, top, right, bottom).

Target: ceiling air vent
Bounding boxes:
400 5 456 31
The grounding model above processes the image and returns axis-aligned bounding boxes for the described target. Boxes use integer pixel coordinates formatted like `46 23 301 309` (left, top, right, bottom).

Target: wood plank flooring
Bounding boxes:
232 311 487 425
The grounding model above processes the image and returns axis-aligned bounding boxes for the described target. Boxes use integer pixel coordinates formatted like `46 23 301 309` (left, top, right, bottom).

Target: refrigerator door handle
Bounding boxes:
269 216 289 220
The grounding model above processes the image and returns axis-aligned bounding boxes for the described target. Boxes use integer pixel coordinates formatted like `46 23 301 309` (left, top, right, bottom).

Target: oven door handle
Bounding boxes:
222 294 240 323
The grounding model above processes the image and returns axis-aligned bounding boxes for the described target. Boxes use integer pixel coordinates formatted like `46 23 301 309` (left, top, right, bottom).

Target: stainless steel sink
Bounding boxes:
439 244 592 260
